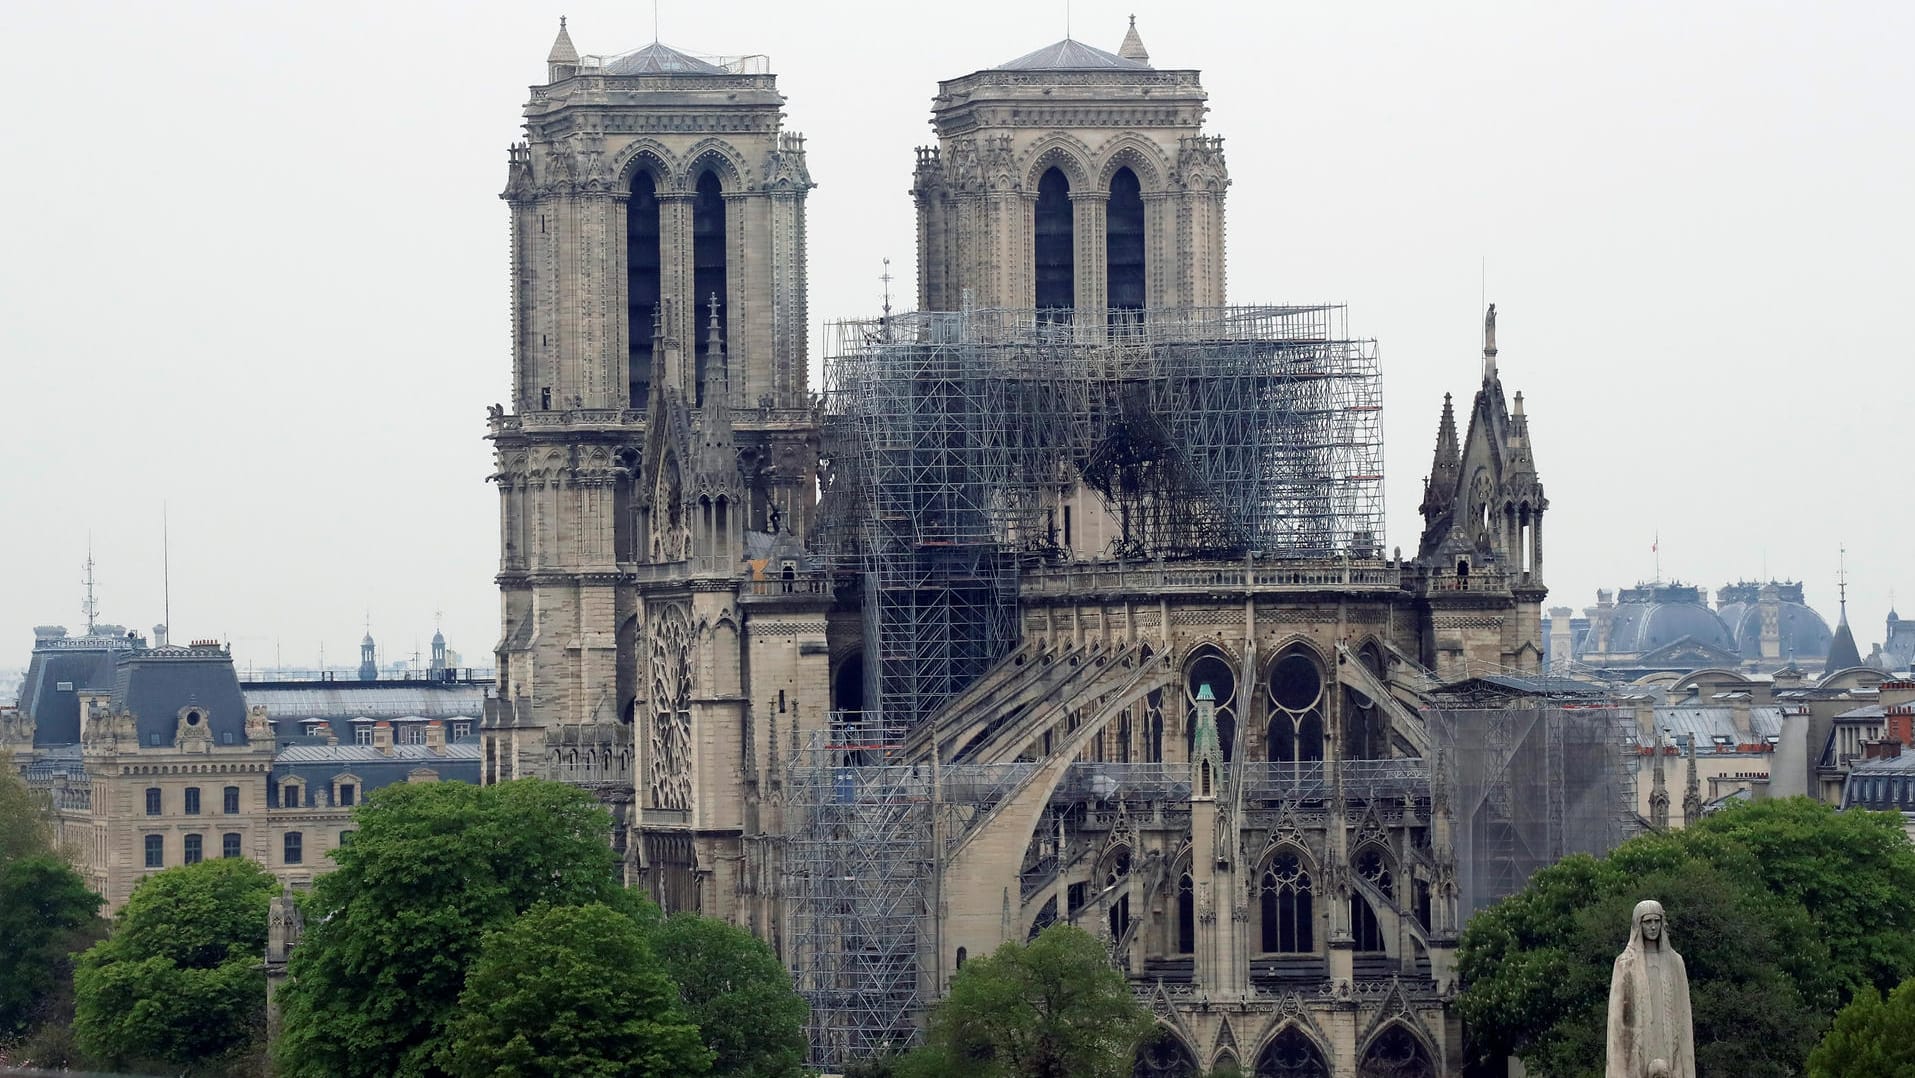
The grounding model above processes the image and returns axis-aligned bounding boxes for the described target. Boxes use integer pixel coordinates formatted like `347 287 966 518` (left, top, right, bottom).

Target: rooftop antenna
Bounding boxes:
1065 0 1071 39
880 257 894 332
81 535 99 635
1652 530 1661 585
652 0 659 43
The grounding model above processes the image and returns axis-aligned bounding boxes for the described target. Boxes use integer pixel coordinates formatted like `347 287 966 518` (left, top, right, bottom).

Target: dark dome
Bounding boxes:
1601 585 1735 655
1717 600 1833 661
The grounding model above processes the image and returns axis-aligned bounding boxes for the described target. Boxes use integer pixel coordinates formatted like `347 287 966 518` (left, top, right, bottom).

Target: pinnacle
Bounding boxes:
548 16 580 66
1118 15 1151 64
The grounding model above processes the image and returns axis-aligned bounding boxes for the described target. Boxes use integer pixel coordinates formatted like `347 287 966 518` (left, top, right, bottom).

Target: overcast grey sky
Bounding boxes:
1 1 1909 672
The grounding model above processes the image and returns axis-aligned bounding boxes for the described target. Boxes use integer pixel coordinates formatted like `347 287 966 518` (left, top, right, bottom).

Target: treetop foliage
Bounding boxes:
1806 977 1915 1078
273 779 640 1078
0 760 58 867
909 924 1152 1078
443 902 711 1078
0 854 102 1040
1457 797 1915 1077
651 912 809 1078
72 857 279 1072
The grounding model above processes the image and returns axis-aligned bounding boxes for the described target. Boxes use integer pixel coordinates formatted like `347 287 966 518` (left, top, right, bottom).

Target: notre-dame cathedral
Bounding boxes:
482 18 1549 1077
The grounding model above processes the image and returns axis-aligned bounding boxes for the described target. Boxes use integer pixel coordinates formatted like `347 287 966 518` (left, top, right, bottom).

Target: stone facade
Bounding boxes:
489 21 1552 1076
4 628 483 910
483 30 830 915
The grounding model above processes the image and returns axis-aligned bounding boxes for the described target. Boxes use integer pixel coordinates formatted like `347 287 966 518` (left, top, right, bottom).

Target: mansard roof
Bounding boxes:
998 38 1149 71
605 42 727 76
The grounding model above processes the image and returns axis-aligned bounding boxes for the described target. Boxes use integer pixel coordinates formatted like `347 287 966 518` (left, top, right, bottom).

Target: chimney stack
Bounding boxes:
373 721 394 756
425 720 446 756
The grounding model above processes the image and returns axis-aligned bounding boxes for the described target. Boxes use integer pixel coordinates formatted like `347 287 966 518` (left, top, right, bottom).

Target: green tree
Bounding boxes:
273 778 645 1078
905 924 1151 1078
0 762 57 867
1807 977 1915 1078
650 913 808 1078
1456 798 1915 1077
1687 797 1915 997
0 854 103 1039
442 903 710 1078
72 856 278 1071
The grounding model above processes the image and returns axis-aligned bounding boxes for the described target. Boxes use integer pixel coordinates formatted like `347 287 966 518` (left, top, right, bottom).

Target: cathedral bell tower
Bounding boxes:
485 21 829 917
910 23 1229 317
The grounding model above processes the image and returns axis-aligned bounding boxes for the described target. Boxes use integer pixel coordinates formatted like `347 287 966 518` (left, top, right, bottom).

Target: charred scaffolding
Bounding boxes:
821 305 1384 734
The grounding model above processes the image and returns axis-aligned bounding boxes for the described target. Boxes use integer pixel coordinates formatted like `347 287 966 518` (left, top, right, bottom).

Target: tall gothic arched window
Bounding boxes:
692 169 727 407
1259 851 1314 953
626 170 661 408
1267 650 1326 763
1107 167 1145 315
1034 167 1074 313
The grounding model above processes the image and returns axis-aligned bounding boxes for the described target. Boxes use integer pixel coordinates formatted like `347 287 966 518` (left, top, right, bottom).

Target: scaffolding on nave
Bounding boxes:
821 305 1384 732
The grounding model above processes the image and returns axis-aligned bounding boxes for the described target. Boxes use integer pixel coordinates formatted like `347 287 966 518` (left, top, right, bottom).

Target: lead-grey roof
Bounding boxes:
243 684 485 722
275 743 481 764
110 647 253 749
605 42 725 75
1651 705 1785 744
998 38 1149 71
20 644 123 745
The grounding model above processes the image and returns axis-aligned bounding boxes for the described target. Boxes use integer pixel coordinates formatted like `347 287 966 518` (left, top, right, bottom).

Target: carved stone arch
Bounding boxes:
1256 834 1320 877
1252 1017 1334 1078
680 139 752 192
1132 1021 1201 1078
1021 133 1096 192
1354 1014 1438 1078
1265 633 1332 669
1095 135 1171 192
612 139 681 193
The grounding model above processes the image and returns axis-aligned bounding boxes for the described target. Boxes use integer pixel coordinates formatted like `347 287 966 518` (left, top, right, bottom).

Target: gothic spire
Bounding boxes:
1420 393 1461 518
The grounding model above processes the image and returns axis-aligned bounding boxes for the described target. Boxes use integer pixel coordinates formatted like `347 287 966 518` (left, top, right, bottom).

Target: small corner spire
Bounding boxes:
1119 14 1151 64
548 16 580 67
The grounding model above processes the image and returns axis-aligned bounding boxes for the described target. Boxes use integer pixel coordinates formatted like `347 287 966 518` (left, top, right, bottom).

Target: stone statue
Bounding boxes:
1606 899 1694 1078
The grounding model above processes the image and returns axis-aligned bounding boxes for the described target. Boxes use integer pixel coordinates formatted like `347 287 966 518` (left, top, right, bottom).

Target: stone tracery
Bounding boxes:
647 602 694 810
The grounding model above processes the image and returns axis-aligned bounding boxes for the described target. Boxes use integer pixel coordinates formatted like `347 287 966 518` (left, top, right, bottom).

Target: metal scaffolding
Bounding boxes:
823 305 1384 732
786 716 1048 1068
1424 701 1635 916
787 721 930 1066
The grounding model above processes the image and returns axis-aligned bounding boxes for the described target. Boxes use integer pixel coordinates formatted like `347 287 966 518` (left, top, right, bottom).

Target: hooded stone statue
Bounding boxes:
1606 899 1695 1078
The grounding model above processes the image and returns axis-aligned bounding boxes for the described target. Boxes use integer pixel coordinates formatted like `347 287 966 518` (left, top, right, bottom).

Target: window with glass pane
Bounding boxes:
145 787 162 815
185 787 201 814
223 833 242 859
184 834 203 864
144 834 163 868
338 783 355 807
284 832 303 865
224 786 240 814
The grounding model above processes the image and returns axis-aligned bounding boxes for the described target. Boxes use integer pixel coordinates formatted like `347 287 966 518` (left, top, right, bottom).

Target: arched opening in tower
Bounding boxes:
626 170 661 408
1106 166 1145 315
693 168 728 407
1034 166 1074 313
